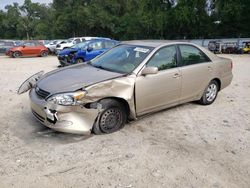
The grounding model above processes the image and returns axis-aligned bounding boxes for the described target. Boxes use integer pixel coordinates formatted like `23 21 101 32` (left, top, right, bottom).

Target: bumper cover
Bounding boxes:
57 55 75 66
29 88 99 135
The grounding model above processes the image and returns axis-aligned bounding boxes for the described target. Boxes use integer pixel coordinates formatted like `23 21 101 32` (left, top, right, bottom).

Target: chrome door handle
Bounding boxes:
208 66 213 71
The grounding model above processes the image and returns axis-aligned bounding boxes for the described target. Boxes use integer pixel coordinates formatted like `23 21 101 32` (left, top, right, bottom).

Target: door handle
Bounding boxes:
208 66 213 71
173 73 181 78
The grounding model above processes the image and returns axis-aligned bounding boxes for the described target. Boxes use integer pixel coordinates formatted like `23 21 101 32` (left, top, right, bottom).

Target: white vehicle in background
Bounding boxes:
45 40 65 54
55 37 110 54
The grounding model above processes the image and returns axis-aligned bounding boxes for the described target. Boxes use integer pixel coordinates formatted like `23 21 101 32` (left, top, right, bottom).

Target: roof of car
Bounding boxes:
122 40 188 47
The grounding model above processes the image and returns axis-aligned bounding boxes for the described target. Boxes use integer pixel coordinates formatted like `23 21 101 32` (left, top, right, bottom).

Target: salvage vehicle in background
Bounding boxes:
221 42 242 54
242 41 250 54
6 41 49 58
0 40 17 54
45 39 65 54
57 39 119 66
208 40 223 53
55 37 109 54
18 41 233 135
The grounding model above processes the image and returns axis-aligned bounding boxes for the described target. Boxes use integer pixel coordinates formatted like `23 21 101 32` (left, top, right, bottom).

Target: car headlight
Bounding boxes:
46 91 87 106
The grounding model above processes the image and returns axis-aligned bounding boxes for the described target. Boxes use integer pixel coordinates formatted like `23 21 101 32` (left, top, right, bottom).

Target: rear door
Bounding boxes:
34 42 44 54
135 45 182 115
178 44 213 102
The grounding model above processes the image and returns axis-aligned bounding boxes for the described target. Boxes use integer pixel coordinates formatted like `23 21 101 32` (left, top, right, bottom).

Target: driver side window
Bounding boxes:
24 42 35 47
147 46 177 71
89 41 103 50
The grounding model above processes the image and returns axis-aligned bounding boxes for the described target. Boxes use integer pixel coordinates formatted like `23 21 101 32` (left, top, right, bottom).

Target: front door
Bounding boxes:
85 41 104 61
22 42 37 55
135 45 182 116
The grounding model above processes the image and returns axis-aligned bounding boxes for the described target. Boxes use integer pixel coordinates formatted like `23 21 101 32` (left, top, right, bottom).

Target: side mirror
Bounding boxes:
87 47 93 52
22 45 26 48
141 66 158 76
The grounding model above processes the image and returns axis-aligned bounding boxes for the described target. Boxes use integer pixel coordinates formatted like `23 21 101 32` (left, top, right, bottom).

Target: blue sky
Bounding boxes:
0 0 52 10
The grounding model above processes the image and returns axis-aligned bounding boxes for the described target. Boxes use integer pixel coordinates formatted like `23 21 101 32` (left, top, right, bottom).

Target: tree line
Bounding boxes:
0 0 249 40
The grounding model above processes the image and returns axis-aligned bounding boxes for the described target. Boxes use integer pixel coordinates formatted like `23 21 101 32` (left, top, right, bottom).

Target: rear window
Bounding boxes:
179 45 210 66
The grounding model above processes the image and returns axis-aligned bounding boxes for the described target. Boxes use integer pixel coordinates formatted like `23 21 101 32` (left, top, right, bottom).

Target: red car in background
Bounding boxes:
6 41 49 58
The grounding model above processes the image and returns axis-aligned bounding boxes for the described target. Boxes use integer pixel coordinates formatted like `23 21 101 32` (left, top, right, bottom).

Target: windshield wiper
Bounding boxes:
91 64 106 70
89 62 125 74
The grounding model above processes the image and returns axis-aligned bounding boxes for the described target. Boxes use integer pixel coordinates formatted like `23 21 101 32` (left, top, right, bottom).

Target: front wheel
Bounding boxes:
12 51 22 58
198 80 219 105
75 58 84 64
92 99 127 135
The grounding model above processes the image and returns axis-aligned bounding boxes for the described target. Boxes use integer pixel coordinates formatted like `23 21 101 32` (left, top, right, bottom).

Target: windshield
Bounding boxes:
91 44 153 74
71 41 88 49
67 38 74 43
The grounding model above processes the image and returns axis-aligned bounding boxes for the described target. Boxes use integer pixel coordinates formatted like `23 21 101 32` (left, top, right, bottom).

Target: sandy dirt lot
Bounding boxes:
0 54 249 188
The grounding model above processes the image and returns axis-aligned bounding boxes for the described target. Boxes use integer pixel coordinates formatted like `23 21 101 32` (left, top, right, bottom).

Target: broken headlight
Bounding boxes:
46 91 87 106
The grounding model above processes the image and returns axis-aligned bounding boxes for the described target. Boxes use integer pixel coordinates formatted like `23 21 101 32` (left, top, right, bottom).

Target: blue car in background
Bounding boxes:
57 39 120 66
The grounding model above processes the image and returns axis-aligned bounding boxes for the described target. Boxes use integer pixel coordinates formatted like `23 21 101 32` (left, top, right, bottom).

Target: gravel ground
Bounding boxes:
0 55 249 188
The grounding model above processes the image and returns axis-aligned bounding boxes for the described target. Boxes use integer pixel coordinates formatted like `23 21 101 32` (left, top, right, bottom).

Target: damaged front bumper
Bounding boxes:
29 88 99 135
58 55 75 66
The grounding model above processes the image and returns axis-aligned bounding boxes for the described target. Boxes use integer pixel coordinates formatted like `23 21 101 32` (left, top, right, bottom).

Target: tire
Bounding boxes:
75 58 84 64
92 99 127 135
40 51 48 57
12 51 21 58
198 80 219 105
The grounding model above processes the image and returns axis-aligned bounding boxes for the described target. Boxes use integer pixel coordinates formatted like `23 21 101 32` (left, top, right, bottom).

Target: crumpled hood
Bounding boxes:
37 64 124 94
58 48 79 56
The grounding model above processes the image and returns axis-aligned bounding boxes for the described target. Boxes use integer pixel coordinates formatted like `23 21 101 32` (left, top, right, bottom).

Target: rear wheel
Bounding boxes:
198 80 219 105
92 99 127 135
12 51 21 58
40 51 48 57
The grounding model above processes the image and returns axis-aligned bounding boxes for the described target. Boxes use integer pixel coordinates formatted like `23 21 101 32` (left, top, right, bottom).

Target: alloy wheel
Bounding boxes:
206 83 218 102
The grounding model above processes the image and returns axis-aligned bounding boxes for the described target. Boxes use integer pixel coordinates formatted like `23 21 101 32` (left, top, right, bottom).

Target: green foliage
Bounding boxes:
0 0 249 40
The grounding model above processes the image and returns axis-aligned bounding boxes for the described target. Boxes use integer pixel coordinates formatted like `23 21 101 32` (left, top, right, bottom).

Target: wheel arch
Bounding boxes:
40 50 48 56
100 97 130 117
212 78 221 91
85 96 130 118
12 50 22 57
75 56 85 62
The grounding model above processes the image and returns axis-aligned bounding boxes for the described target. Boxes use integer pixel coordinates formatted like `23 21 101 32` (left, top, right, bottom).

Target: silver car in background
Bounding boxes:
19 40 233 135
45 40 65 54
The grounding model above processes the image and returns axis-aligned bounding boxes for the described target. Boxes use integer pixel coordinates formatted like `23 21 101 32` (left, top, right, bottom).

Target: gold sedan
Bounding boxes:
19 41 233 135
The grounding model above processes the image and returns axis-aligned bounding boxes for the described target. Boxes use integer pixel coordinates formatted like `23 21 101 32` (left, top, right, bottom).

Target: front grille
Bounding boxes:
35 87 50 99
32 110 45 123
58 55 73 63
